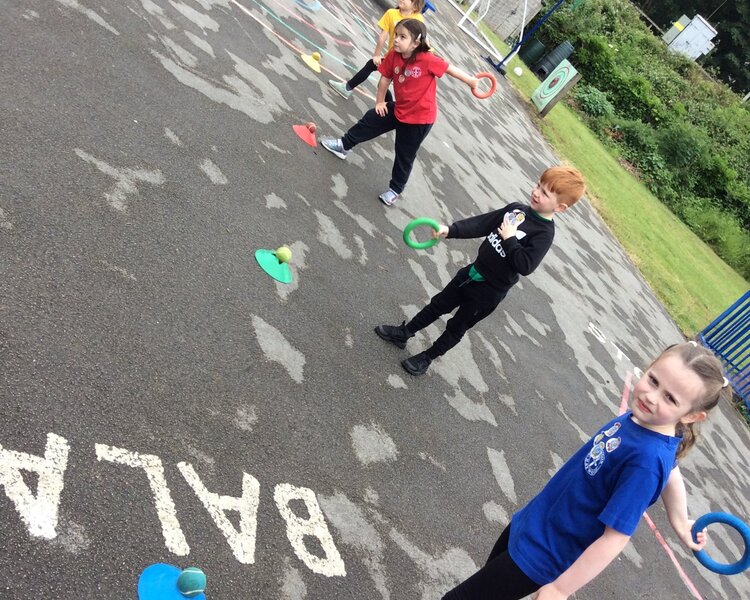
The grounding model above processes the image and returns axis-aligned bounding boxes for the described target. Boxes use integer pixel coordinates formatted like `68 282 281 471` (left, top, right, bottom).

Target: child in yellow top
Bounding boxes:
329 0 425 101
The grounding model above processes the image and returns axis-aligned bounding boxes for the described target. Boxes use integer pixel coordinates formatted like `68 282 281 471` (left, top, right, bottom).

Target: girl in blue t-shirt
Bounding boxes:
443 341 730 600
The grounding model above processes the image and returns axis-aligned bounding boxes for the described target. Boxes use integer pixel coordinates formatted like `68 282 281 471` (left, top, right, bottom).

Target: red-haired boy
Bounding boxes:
375 166 586 375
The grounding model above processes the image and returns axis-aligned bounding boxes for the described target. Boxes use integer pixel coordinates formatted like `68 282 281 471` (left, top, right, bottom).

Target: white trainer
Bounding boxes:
378 189 400 206
328 79 352 99
320 137 350 159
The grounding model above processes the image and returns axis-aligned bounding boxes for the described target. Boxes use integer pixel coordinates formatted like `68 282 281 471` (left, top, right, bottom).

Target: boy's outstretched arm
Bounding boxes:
661 466 707 551
533 527 630 600
448 207 511 239
445 65 479 90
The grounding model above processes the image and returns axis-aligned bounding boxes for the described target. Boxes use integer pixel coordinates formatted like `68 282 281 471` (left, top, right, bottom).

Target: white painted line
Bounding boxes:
178 462 260 564
95 444 190 555
0 433 70 539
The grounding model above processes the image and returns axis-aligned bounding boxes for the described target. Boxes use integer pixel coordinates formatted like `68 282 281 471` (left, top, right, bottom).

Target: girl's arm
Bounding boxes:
661 466 707 551
375 76 392 116
445 65 479 90
372 30 389 65
534 527 630 600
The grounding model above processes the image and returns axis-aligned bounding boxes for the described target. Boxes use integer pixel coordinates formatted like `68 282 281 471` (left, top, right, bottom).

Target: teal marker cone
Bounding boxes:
255 248 292 284
138 564 207 600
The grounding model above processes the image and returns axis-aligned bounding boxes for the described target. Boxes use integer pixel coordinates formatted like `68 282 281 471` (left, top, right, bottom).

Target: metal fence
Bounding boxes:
699 290 750 407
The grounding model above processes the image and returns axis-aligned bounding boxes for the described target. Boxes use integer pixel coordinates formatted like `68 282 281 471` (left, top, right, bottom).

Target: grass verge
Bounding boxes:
478 28 748 336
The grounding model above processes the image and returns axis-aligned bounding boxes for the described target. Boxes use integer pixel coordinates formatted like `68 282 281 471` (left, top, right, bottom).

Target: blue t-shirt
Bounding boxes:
508 412 680 585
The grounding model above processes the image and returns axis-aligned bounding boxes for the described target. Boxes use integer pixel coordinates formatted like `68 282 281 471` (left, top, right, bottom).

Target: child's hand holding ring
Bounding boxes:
499 220 517 240
469 77 479 90
433 224 449 239
682 520 708 551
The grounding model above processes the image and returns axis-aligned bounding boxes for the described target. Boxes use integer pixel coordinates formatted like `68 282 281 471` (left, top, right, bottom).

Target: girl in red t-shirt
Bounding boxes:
320 19 478 206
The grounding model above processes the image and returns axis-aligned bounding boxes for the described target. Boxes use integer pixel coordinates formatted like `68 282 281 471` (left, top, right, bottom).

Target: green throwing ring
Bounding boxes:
403 217 441 250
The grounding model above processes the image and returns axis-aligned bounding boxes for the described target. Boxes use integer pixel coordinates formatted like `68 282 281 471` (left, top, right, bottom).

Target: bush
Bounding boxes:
682 201 750 279
527 0 750 280
726 180 750 229
612 118 657 154
656 125 711 170
572 85 615 117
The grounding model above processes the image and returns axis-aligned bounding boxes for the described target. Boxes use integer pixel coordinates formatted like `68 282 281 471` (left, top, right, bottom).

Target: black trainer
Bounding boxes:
401 352 431 376
374 322 410 349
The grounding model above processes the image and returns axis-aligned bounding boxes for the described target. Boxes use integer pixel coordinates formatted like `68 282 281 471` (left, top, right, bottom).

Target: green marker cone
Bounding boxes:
255 249 292 284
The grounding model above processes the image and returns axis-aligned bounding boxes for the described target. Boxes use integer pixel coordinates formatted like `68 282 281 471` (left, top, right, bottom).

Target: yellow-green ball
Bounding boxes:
177 567 206 598
275 246 292 263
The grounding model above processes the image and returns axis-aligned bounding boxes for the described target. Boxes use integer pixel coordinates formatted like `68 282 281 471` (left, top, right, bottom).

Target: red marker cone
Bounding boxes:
293 122 317 147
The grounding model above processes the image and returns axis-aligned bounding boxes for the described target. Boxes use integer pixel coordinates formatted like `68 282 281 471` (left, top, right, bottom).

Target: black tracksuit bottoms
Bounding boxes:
341 101 432 194
347 59 394 102
441 524 540 600
406 265 507 360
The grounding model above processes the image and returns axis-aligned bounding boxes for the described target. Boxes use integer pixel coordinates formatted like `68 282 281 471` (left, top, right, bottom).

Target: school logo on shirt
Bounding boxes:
410 66 422 78
604 422 621 437
584 422 623 476
584 441 606 476
605 437 621 453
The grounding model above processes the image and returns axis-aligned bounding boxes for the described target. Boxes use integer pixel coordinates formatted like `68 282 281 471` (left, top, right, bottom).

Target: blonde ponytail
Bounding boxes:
660 342 730 459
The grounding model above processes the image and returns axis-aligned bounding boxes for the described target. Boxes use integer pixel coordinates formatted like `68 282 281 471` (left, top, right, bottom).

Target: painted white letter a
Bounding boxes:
0 433 70 539
177 462 260 564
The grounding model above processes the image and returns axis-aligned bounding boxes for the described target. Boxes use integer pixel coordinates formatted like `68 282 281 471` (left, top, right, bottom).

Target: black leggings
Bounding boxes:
441 524 539 600
406 266 507 359
342 102 432 194
347 59 394 102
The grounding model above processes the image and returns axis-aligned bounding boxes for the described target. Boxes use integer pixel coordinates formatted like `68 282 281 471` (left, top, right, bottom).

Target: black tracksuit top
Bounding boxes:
446 202 555 292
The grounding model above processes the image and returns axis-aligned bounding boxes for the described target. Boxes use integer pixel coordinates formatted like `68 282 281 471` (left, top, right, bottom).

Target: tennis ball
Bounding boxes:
306 122 316 133
311 51 321 61
513 66 523 76
275 246 292 263
176 567 206 598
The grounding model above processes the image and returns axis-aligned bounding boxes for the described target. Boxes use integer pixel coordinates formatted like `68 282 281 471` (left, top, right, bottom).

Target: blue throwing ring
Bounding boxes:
692 512 750 575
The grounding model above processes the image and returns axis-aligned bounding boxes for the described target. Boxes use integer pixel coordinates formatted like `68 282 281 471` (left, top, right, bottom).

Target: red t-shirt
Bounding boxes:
378 50 449 124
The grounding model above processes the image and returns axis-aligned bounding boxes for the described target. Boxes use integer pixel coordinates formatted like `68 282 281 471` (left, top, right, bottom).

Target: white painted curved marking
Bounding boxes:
274 483 346 577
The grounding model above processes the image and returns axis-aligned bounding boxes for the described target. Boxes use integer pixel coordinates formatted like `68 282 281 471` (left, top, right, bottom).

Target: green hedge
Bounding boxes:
531 0 750 279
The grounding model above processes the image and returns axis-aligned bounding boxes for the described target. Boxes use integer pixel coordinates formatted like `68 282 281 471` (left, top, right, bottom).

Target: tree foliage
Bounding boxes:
528 0 750 278
635 1 750 94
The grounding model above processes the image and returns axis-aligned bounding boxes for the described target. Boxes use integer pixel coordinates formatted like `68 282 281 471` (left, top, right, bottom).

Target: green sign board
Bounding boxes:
531 60 581 117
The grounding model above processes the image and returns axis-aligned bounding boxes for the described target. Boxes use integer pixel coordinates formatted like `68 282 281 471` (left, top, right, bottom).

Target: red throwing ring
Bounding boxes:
472 72 497 99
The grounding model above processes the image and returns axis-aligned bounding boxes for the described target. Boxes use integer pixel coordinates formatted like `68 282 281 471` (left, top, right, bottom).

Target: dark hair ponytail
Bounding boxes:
395 18 430 65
